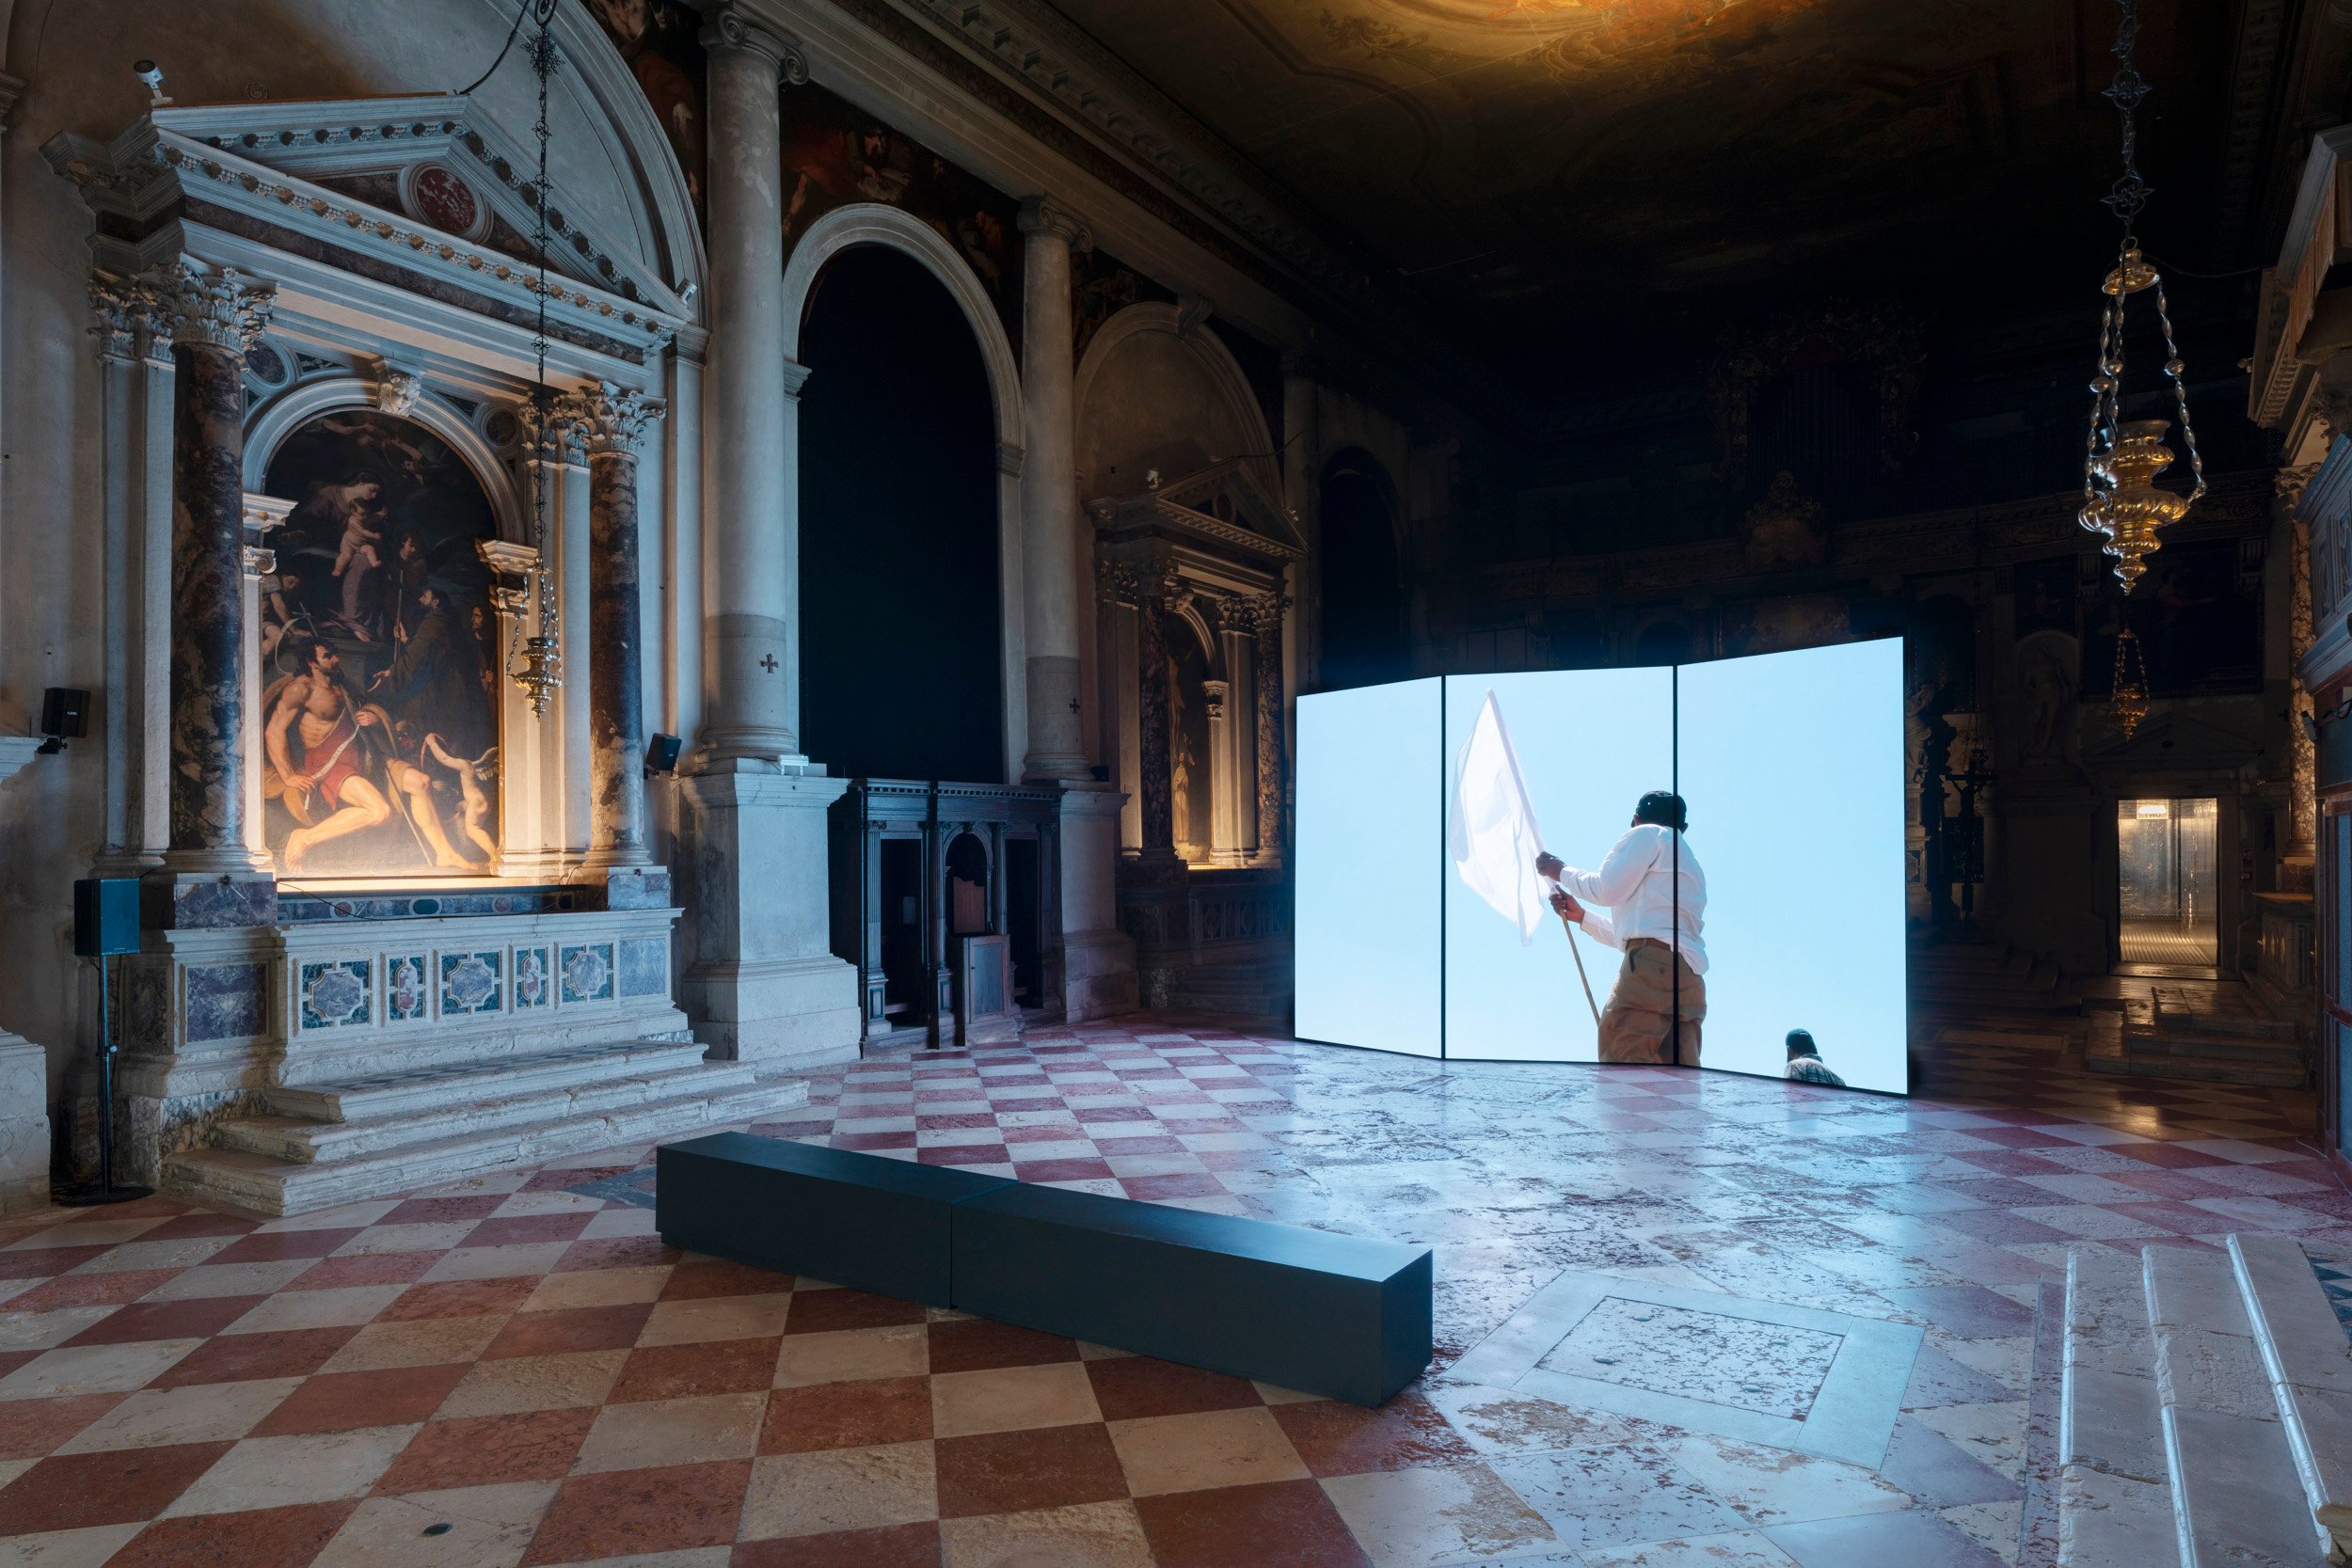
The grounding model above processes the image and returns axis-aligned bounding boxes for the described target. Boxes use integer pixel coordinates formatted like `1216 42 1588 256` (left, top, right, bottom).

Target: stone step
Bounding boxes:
215 1059 766 1164
162 1075 810 1219
2142 1244 2331 1567
2058 1247 2178 1565
263 1039 716 1123
2230 1235 2352 1563
2085 1016 2310 1089
2123 1028 2308 1069
2152 991 2302 1043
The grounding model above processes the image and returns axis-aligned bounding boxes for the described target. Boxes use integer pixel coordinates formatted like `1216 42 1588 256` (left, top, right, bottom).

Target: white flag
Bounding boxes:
1451 689 1549 945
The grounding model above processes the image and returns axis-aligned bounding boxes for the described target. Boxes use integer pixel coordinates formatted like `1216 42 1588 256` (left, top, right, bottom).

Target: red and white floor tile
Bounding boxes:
0 1017 2338 1566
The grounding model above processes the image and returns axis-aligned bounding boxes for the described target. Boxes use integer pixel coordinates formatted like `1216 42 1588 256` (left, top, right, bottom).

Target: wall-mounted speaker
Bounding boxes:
72 879 139 958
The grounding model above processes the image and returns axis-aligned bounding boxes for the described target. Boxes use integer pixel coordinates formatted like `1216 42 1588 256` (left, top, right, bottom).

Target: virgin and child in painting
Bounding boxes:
259 411 501 877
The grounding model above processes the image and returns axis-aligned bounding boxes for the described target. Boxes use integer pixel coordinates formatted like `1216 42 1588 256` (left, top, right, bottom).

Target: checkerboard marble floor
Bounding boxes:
0 1016 2340 1567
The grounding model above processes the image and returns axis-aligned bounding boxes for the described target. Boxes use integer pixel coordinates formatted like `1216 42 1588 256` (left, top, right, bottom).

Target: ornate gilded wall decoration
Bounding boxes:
1739 470 1825 569
1704 300 1924 487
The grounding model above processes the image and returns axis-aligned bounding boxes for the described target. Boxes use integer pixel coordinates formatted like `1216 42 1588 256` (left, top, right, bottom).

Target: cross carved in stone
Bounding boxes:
759 655 779 673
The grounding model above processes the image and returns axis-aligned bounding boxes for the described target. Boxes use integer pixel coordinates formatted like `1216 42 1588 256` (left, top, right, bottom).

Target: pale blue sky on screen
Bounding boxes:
1443 669 1673 1062
1678 640 1909 1093
1294 679 1443 1056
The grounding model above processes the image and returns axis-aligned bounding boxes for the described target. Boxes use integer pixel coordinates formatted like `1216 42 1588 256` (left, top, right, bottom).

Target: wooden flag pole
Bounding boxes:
1549 880 1602 1028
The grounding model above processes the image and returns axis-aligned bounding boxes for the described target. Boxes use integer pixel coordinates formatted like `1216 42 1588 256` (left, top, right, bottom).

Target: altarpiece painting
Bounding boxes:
259 411 501 878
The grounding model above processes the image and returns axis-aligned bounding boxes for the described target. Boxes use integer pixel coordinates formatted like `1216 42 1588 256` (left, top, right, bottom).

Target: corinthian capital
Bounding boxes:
1018 197 1093 252
144 258 275 356
699 3 808 84
557 383 666 457
87 272 147 360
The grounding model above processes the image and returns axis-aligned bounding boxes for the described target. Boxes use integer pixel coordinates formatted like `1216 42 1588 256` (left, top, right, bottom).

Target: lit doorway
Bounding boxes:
2117 798 2218 967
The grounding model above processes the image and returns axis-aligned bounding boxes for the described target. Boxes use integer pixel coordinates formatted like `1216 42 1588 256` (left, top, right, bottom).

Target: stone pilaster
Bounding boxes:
144 260 277 924
1018 197 1093 783
91 273 156 875
1248 591 1290 866
561 384 664 872
695 3 806 768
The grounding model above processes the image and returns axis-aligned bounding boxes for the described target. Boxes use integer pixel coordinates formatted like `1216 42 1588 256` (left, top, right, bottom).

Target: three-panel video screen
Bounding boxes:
1295 640 1907 1094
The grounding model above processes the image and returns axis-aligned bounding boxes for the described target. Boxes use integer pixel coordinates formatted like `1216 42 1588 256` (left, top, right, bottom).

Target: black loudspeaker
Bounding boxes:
73 879 140 958
644 733 682 775
40 688 87 739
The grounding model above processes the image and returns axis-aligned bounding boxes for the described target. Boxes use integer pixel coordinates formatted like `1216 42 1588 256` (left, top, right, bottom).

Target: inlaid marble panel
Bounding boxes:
437 950 502 1016
560 942 613 1005
514 944 551 1009
183 962 266 1043
296 958 371 1031
618 937 668 999
386 954 429 1022
1537 1296 1846 1420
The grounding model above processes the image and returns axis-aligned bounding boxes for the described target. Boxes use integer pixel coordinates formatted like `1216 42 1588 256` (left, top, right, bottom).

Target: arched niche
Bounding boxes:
781 202 1029 783
245 375 522 543
1075 303 1276 503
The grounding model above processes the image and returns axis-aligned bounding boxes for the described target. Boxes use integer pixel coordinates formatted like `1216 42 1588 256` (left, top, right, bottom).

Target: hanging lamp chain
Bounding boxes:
507 0 564 714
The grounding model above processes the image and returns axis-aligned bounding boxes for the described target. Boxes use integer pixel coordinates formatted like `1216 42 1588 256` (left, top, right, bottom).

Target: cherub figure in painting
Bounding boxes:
425 734 501 863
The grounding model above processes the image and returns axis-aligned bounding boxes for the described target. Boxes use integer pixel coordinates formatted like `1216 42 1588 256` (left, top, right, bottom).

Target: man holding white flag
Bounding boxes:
1451 691 1606 1028
1450 690 1554 946
1537 790 1708 1066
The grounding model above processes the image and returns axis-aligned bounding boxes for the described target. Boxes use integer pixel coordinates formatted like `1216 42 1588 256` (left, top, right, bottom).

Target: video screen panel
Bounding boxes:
1442 669 1671 1062
1677 640 1907 1093
1293 643 1907 1092
1294 678 1443 1056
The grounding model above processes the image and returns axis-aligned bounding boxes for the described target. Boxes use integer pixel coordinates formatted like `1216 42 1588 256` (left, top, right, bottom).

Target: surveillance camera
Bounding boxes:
133 61 170 104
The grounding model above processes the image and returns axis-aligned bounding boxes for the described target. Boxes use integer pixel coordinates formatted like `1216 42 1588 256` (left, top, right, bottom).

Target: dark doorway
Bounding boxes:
801 245 1001 783
879 837 924 1027
1005 836 1042 1010
1316 452 1408 689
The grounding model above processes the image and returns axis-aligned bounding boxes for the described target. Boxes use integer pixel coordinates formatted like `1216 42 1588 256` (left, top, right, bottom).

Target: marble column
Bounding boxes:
1134 566 1181 873
1249 591 1290 865
145 260 276 916
564 384 664 872
695 3 805 768
681 8 857 1067
1018 198 1092 783
2283 464 2320 876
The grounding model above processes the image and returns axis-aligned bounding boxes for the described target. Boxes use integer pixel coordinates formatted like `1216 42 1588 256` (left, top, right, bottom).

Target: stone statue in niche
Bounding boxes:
2013 630 2079 768
260 410 501 878
1740 470 1826 569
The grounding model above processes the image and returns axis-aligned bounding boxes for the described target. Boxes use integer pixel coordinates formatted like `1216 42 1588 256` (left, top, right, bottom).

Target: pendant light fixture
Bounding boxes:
2077 0 2203 594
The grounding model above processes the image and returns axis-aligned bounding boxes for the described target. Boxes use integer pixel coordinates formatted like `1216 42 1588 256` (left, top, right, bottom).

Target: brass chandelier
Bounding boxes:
2078 0 2203 594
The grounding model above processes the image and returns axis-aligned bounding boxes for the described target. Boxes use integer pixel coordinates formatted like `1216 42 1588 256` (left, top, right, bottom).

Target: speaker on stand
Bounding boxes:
58 878 149 1207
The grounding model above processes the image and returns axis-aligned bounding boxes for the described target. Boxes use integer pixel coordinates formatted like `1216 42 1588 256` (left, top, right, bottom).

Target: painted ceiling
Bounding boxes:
1039 0 2237 399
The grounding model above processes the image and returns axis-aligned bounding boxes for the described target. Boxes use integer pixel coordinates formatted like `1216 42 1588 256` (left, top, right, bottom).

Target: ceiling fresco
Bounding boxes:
1040 0 2237 396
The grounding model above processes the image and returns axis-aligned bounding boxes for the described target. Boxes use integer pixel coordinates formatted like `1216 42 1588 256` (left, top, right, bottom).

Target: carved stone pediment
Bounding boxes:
1088 459 1304 567
43 95 689 361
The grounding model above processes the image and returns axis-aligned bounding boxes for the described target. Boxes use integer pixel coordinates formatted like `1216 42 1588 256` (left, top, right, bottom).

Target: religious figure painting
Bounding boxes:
780 83 1023 353
2080 540 2260 699
584 0 707 215
260 411 501 879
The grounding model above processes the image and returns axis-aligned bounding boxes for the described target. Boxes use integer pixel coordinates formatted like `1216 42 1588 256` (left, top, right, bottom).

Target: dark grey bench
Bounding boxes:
656 1132 1010 1307
952 1181 1432 1405
656 1132 1434 1404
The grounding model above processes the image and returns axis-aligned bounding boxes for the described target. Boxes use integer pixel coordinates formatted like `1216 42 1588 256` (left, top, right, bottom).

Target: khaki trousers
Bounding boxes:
1597 938 1706 1066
